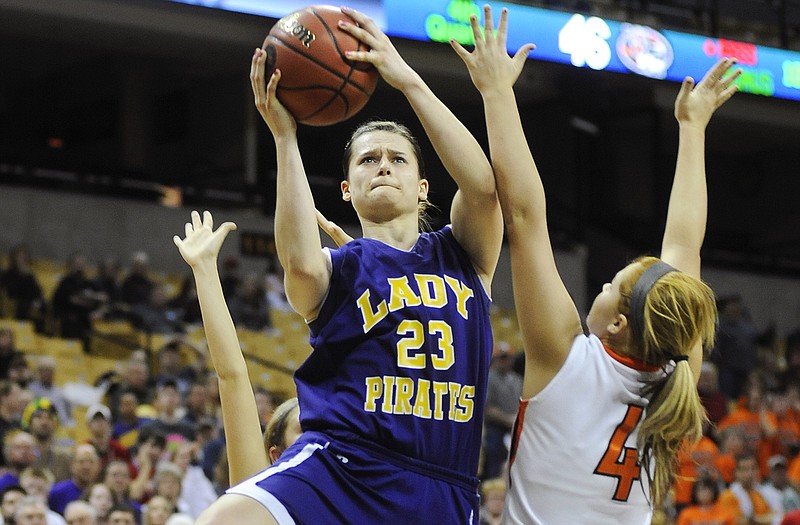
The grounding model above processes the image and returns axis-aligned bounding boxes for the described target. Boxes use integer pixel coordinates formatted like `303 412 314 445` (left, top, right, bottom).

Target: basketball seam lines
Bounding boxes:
267 35 373 96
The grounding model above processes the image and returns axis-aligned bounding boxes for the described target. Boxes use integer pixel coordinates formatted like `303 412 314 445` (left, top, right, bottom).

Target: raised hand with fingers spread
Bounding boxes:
451 5 535 95
174 211 237 269
674 58 740 129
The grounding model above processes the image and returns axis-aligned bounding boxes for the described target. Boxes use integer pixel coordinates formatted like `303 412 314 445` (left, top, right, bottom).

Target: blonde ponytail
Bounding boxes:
619 256 717 506
638 360 706 506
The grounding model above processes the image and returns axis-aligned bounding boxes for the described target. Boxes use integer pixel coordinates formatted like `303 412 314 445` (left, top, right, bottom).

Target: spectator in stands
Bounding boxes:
761 455 800 521
218 257 240 303
717 427 749 486
110 390 151 451
19 468 56 505
91 257 122 310
478 478 506 525
718 453 775 524
142 495 178 525
699 361 731 431
102 461 140 520
165 278 200 327
83 483 113 525
1 245 45 332
170 444 215 519
263 255 290 313
22 398 71 482
150 344 188 397
18 467 66 525
226 273 270 332
482 343 523 479
713 295 761 401
128 427 166 503
27 359 72 428
0 432 38 491
129 286 184 335
674 421 722 514
772 386 800 461
106 359 152 420
0 381 23 465
7 355 31 389
150 464 186 516
106 504 137 525
63 500 97 525
120 252 153 307
0 484 26 525
48 444 101 515
179 381 209 430
0 330 25 382
676 476 735 525
718 380 779 477
252 388 274 433
52 253 106 342
139 381 194 443
13 495 48 525
84 404 130 473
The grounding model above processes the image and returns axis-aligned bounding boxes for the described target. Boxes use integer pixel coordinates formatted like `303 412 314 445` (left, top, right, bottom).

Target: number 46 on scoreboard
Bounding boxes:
558 14 612 71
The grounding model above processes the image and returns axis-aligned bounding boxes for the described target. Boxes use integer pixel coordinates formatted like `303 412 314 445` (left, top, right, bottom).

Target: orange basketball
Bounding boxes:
263 5 379 126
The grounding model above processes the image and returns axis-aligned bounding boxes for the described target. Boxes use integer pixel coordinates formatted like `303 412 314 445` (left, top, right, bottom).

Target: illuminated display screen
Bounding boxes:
385 0 800 101
169 0 800 101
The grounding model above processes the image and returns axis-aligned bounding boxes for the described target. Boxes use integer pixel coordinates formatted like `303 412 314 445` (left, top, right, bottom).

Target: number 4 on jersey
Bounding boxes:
593 404 644 501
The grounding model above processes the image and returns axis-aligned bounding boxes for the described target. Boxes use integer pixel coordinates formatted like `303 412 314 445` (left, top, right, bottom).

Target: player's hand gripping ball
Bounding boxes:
264 5 379 126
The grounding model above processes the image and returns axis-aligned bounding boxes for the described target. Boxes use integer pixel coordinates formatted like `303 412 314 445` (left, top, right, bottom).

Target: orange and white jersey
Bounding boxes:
503 334 663 525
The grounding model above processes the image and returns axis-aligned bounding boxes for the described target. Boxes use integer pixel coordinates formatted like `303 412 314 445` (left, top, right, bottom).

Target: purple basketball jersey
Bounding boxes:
297 226 493 477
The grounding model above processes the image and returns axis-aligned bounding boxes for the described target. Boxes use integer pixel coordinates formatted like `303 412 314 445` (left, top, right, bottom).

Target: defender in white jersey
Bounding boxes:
452 7 741 523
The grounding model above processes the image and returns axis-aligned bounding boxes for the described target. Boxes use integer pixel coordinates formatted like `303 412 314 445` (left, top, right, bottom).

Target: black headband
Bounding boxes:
629 260 676 343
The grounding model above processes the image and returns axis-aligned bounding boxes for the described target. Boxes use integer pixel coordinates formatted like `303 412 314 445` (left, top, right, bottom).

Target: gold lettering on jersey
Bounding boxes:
444 275 474 319
356 273 475 334
415 275 447 307
387 276 422 311
363 375 475 423
277 13 316 48
357 289 389 333
413 379 432 418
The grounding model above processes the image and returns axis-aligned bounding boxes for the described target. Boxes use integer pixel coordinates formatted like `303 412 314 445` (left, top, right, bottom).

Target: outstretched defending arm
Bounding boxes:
660 58 740 379
174 210 269 484
453 6 582 398
661 58 740 278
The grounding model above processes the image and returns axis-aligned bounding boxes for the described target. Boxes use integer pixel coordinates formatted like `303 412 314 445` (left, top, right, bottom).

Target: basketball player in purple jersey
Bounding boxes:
195 6 503 525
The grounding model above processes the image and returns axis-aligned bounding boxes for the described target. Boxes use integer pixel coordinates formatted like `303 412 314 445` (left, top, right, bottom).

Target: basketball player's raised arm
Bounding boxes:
251 49 331 320
454 7 582 397
660 59 739 380
173 211 269 484
661 58 740 279
338 7 502 289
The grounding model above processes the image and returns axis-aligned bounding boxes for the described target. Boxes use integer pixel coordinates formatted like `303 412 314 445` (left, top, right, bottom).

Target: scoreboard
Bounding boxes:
386 0 800 101
169 0 800 101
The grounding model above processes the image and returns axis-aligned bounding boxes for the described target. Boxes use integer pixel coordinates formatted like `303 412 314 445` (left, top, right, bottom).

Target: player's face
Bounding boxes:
586 264 636 337
342 130 427 221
